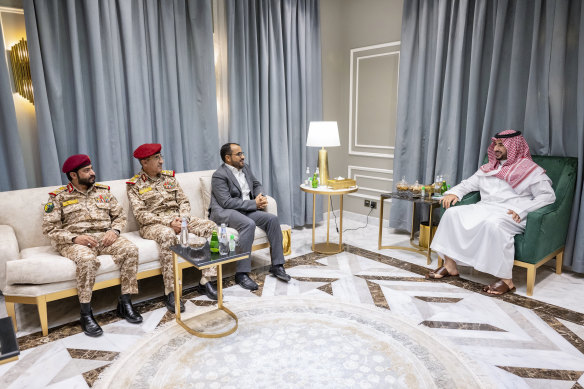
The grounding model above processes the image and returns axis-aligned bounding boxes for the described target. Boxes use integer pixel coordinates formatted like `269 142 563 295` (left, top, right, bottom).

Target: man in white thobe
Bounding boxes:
427 130 556 295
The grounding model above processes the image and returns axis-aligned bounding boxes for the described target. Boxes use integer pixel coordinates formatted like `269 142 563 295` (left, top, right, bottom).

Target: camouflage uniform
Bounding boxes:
42 182 139 303
127 169 217 294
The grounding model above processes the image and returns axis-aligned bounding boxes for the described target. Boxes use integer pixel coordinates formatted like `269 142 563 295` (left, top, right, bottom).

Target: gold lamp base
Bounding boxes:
318 147 329 186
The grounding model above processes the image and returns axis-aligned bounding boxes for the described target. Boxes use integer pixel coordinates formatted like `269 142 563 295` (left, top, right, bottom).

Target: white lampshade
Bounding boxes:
306 121 340 147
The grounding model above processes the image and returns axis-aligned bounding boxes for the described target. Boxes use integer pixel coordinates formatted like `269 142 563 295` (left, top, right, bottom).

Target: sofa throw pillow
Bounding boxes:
199 176 212 219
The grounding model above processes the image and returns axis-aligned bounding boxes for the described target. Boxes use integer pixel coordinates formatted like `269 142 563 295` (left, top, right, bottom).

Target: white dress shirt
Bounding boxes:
226 164 251 200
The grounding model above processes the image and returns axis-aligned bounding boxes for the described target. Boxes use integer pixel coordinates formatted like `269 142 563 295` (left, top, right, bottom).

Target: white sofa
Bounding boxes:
0 170 290 336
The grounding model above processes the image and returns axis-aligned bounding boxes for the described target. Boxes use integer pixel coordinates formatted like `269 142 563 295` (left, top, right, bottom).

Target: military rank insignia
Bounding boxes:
44 202 54 213
163 180 176 189
96 195 111 203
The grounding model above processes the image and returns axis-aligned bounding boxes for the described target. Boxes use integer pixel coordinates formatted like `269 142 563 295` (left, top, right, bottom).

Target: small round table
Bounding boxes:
300 184 359 254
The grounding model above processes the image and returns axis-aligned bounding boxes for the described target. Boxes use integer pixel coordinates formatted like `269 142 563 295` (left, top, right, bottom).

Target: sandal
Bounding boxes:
425 266 459 280
482 280 516 296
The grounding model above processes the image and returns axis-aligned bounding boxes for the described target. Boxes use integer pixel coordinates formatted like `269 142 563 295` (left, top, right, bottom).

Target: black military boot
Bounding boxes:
116 294 143 324
80 303 103 337
165 291 185 313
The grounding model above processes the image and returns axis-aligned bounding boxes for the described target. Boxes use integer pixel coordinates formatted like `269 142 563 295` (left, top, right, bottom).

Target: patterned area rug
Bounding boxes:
94 297 494 389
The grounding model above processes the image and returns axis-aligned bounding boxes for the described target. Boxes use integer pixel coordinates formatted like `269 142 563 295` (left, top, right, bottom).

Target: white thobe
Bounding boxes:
430 165 555 278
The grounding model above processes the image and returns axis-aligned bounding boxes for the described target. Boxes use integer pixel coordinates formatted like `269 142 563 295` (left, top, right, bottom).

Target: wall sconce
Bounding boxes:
9 38 34 105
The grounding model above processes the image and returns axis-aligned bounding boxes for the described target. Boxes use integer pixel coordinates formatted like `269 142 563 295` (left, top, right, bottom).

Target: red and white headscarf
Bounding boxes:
480 130 544 189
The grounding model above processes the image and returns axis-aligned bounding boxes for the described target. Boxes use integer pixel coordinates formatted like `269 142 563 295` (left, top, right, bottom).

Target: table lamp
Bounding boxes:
306 121 340 186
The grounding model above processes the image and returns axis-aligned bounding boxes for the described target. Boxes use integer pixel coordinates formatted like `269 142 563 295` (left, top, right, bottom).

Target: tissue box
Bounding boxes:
327 178 356 189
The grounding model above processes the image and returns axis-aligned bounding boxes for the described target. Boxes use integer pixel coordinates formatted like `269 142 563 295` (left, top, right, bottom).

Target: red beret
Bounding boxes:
133 143 162 159
62 154 91 174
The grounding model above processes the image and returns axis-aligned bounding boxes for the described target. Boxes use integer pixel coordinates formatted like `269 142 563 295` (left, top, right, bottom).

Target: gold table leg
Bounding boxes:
172 253 238 338
378 195 384 249
311 193 316 251
313 194 344 254
379 199 438 265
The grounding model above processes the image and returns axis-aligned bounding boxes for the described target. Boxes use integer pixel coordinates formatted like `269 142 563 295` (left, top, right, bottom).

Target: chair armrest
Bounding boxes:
0 225 20 292
456 191 481 206
440 191 480 215
265 195 278 216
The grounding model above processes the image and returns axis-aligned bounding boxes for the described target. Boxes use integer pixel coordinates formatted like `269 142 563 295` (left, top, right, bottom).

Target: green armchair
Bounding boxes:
440 156 578 296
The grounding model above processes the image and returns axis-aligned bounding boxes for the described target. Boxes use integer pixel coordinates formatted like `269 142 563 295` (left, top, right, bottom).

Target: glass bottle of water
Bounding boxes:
229 234 236 252
180 217 188 248
315 167 320 186
219 223 229 255
305 167 311 186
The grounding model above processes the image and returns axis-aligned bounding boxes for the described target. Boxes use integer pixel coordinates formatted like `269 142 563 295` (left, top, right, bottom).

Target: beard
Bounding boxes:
78 175 95 187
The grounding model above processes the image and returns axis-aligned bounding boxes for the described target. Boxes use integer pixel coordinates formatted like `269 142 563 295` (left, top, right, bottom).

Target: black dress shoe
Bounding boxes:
270 265 291 282
80 310 103 337
200 282 218 300
235 272 259 291
165 291 185 313
116 294 143 324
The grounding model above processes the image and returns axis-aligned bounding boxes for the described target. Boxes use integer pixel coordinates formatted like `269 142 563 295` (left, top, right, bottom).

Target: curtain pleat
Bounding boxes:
23 0 220 184
225 0 323 227
0 20 28 191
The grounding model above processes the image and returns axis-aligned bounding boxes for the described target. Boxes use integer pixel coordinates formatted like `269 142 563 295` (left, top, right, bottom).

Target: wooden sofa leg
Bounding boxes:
36 297 49 337
526 266 536 297
438 256 443 268
5 301 17 333
556 251 563 275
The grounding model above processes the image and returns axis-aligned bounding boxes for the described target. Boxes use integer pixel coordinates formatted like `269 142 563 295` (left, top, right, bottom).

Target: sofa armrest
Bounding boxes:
0 225 20 292
265 195 278 216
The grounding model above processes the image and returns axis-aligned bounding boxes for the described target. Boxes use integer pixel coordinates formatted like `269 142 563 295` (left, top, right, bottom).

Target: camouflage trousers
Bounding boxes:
57 234 139 303
141 217 217 294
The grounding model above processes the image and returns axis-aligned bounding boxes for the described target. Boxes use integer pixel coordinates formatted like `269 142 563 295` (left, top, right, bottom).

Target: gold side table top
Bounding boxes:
300 184 359 254
171 244 250 338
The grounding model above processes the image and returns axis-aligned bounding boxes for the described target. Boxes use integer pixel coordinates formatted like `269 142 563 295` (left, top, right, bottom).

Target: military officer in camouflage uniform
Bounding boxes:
127 143 218 313
42 154 142 337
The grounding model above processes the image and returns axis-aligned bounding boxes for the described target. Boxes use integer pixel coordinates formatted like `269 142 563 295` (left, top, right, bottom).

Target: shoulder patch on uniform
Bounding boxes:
162 170 175 177
48 186 67 197
44 202 54 213
126 174 140 185
94 183 110 190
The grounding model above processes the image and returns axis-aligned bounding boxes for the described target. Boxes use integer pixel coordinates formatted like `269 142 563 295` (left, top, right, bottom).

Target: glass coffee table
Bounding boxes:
378 192 441 265
171 244 250 338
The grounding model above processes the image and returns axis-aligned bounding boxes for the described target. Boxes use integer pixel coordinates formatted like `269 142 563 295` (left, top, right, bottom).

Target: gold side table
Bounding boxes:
378 192 441 265
171 245 250 338
300 184 359 254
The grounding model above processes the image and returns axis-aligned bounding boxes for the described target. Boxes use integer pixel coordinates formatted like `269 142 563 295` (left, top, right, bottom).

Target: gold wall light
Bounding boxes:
9 38 34 105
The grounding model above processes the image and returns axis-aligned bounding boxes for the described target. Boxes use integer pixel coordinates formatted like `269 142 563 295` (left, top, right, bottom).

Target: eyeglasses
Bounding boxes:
230 152 244 157
149 154 164 161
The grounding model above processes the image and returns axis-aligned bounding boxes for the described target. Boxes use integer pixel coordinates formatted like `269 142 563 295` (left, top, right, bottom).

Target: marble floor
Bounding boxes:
1 212 584 388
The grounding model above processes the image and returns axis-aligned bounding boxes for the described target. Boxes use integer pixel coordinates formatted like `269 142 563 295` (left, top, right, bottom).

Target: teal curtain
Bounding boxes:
225 0 323 227
23 0 220 185
0 21 27 191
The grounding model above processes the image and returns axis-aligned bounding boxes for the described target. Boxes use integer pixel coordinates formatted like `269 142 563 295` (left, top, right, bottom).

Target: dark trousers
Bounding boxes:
225 210 285 272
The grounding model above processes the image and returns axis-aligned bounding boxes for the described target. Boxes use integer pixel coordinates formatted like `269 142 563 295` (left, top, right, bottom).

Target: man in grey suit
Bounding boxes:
209 143 291 290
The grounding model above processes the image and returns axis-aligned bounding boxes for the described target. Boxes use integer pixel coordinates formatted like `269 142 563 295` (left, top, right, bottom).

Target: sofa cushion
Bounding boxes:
7 232 162 286
199 176 212 219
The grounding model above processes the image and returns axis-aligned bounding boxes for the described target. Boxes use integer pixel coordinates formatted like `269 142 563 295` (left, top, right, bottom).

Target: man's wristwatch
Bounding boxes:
111 229 120 236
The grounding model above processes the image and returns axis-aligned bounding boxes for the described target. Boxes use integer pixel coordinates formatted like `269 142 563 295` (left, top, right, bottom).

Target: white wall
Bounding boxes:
320 0 403 219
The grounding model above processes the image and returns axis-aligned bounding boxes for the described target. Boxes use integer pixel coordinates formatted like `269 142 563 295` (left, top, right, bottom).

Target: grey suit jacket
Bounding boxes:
209 163 264 224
